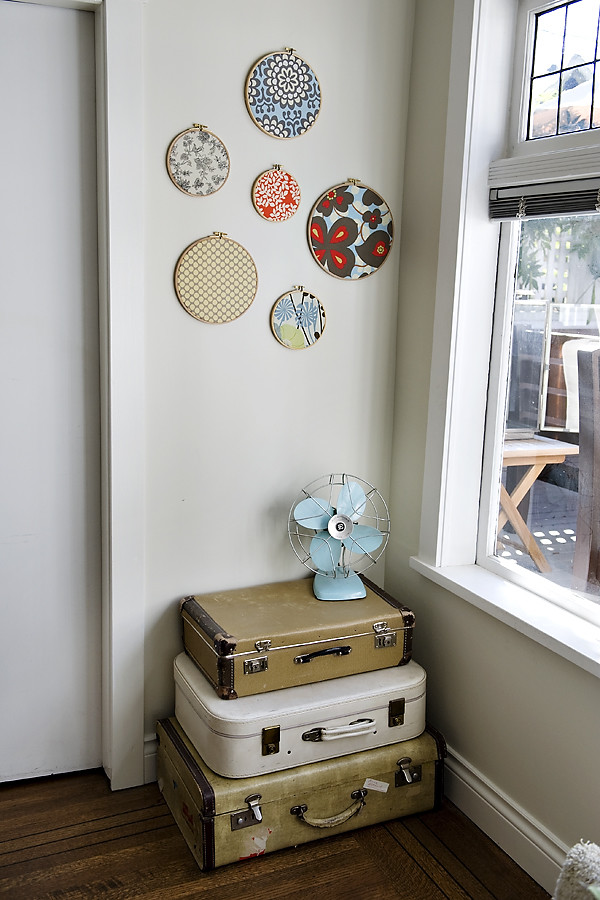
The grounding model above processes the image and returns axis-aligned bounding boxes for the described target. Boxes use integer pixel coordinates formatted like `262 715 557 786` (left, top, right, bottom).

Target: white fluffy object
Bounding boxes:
553 841 600 900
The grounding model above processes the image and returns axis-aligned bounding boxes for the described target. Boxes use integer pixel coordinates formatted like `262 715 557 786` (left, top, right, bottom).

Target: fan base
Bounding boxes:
313 570 367 601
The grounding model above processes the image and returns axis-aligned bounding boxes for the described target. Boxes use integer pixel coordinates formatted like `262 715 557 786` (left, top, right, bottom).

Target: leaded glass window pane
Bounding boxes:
528 0 600 139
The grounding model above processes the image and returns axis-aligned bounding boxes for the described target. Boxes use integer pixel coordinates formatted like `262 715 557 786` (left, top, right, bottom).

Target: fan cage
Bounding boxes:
288 473 390 578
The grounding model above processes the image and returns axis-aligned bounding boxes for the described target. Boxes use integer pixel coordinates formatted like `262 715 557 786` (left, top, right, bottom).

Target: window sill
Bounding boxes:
409 558 600 679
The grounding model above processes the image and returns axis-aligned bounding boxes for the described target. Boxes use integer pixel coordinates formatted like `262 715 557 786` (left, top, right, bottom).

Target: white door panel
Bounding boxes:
0 0 101 778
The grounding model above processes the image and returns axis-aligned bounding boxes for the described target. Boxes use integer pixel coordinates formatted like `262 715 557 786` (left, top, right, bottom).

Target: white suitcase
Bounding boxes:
174 651 426 778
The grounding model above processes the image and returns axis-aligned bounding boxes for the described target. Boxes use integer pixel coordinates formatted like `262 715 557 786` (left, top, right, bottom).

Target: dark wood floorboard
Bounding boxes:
0 769 551 900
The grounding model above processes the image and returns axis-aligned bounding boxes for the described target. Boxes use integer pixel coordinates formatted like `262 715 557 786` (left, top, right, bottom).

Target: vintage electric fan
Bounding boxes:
288 473 390 600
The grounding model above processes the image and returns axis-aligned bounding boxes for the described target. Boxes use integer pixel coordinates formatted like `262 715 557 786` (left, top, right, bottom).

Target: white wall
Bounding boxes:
387 1 600 891
142 0 415 736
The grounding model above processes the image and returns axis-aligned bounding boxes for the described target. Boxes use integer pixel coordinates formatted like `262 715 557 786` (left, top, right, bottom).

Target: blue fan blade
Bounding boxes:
342 524 384 556
336 480 367 522
310 531 341 573
293 496 334 530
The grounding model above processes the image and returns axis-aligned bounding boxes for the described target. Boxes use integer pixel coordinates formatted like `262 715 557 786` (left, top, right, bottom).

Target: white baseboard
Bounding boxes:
445 744 568 895
144 733 157 785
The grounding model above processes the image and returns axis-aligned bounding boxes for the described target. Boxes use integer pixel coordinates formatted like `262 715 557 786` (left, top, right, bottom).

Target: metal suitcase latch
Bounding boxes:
230 793 263 830
388 697 406 727
395 756 422 787
262 725 280 756
255 639 271 652
243 656 268 675
373 621 397 649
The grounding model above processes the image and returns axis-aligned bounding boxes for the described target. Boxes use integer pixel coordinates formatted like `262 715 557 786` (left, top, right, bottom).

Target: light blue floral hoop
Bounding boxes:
270 287 326 349
245 50 321 139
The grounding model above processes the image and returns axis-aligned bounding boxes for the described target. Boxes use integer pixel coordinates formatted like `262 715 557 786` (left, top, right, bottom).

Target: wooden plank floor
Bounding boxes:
0 769 551 899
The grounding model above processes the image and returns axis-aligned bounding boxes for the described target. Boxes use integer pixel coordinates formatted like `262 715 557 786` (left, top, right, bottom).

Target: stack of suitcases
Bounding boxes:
157 575 446 871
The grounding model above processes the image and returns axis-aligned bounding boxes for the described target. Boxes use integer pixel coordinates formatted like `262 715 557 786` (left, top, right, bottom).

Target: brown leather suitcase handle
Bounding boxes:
293 645 352 664
290 789 367 828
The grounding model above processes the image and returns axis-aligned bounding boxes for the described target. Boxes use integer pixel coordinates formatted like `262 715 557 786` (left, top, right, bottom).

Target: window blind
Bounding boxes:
489 177 600 220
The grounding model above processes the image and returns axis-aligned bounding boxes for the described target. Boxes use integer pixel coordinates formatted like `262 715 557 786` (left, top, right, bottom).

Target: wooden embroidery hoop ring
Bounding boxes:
251 165 301 222
244 49 322 140
270 285 326 350
174 232 258 324
166 124 231 197
307 179 394 280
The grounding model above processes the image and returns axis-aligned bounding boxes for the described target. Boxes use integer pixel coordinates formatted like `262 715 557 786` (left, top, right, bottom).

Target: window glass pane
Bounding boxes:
527 0 600 139
563 0 599 67
494 215 600 601
530 72 560 137
533 6 566 77
593 66 600 124
559 64 594 130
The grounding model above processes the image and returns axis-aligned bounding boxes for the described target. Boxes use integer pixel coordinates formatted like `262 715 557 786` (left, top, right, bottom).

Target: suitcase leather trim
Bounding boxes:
425 721 447 810
159 717 217 869
362 576 415 663
180 597 237 657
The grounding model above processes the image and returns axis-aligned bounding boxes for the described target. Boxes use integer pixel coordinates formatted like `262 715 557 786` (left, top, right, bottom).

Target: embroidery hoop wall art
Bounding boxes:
166 124 230 196
270 286 326 350
245 49 321 139
308 181 394 280
174 233 258 324
252 165 301 222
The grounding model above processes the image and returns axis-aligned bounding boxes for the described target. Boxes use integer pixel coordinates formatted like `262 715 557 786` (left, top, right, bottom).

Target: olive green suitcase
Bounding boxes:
156 717 445 871
180 576 415 699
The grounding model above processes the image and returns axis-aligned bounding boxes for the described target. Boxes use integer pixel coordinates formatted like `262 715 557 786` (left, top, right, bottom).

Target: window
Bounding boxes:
488 213 600 601
413 0 600 671
528 0 600 139
483 1 600 609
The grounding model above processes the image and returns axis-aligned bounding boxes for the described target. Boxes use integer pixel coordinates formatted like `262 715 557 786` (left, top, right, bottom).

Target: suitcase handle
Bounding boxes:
293 645 352 664
302 718 376 742
290 789 367 828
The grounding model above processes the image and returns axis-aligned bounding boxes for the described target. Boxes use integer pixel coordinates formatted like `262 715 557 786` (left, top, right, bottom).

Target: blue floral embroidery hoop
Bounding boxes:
166 124 230 196
270 287 326 349
245 49 321 139
308 180 394 280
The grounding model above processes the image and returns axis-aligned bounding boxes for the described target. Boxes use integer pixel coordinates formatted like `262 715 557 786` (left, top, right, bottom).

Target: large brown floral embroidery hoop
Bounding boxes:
307 180 394 280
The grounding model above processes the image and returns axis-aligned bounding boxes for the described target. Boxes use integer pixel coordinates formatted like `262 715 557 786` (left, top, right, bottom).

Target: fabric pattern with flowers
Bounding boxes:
167 127 230 196
271 288 326 349
245 51 321 139
309 216 358 280
308 182 393 279
252 168 301 222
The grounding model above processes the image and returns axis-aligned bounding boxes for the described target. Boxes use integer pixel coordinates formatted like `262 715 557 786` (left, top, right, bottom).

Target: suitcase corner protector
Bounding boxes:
216 685 238 700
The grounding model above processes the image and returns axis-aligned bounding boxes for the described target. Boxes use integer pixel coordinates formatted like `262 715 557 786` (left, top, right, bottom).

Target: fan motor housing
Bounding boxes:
327 514 353 539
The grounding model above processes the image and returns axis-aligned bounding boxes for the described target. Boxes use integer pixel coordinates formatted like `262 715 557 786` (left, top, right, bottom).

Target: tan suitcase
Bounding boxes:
156 717 445 871
180 576 415 699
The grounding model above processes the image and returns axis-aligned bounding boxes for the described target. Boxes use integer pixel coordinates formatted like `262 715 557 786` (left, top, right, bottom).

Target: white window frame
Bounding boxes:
508 0 600 155
411 0 600 679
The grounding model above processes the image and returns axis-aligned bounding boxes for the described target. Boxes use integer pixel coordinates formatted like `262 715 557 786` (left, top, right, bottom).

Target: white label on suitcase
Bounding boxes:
363 778 389 793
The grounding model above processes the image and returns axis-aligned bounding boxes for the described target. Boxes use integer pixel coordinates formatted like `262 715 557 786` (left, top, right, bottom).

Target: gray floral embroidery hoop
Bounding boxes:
166 124 230 196
245 49 321 139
